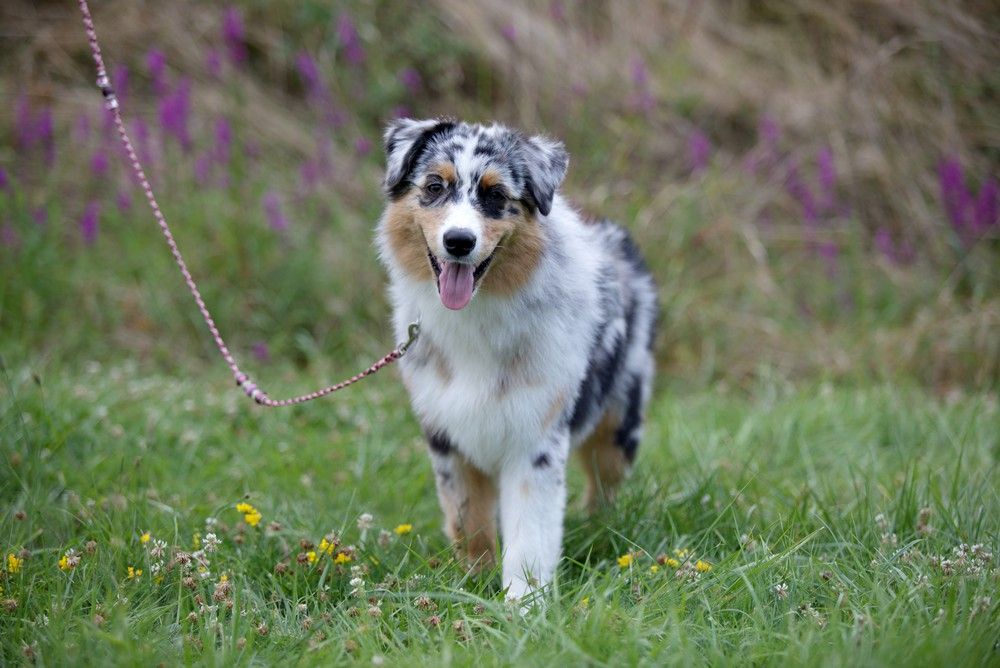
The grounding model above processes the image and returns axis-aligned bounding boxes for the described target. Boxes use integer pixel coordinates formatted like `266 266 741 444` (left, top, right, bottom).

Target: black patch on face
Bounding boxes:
614 375 644 462
426 429 453 456
388 121 456 199
475 183 509 219
532 453 551 469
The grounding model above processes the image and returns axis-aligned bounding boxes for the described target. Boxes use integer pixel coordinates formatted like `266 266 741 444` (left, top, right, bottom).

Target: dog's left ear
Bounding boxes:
521 135 569 217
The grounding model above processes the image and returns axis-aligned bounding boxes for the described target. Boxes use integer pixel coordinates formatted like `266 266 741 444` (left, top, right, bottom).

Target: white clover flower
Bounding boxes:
357 513 374 530
202 533 221 553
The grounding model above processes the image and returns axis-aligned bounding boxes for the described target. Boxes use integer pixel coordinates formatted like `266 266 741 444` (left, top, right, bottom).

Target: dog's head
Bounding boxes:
379 118 568 310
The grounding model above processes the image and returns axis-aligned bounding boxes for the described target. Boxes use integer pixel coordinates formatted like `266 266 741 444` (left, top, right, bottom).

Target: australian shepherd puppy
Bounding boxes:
376 118 658 600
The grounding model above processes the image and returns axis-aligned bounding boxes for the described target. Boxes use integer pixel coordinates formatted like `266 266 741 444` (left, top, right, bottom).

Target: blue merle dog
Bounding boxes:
376 118 658 600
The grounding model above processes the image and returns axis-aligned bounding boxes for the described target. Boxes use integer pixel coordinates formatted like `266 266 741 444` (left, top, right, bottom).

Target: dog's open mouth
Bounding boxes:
427 248 495 310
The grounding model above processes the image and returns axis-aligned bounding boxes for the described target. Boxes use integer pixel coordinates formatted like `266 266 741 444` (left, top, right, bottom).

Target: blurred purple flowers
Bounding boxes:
398 67 422 95
262 191 288 231
15 96 55 165
337 13 365 66
627 57 655 115
147 48 168 95
939 156 998 243
687 130 711 174
80 201 101 245
159 78 193 150
223 6 248 65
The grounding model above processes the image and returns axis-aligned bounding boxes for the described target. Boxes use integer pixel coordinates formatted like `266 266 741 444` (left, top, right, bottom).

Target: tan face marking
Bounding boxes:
383 191 442 281
576 414 631 512
479 204 544 296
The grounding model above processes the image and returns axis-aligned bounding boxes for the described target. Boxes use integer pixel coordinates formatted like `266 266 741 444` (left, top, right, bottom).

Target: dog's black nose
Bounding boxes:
443 228 476 257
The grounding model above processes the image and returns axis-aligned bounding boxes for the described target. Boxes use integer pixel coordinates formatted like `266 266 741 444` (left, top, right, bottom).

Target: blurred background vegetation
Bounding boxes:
1 0 997 393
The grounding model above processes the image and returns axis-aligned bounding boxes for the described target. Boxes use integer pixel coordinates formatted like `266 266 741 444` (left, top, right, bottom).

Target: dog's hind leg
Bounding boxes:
426 430 498 573
577 375 646 512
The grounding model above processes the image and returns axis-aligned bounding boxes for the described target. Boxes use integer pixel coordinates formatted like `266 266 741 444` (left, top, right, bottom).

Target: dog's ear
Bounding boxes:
520 134 569 217
383 118 455 198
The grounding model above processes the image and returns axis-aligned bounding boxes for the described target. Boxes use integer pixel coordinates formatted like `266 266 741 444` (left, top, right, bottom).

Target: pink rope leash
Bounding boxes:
76 0 418 407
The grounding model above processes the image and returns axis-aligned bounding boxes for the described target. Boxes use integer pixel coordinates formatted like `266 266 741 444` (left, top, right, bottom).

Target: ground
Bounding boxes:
1 363 996 665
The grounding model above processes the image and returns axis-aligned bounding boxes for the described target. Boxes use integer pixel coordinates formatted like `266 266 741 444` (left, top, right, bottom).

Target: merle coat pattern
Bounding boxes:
376 118 658 600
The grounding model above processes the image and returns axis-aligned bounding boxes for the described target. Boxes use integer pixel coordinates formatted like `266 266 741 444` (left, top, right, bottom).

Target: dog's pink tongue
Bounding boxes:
439 261 474 310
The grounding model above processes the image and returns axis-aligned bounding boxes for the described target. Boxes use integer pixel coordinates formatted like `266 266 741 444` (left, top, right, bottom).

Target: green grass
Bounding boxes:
2 362 997 665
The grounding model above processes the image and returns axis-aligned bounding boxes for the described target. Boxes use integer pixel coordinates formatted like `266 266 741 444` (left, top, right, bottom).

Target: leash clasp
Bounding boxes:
398 320 421 355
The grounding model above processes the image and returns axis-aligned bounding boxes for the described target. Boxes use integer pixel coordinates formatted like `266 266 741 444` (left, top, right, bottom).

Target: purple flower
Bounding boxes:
112 64 129 104
687 129 711 174
973 176 998 233
90 149 109 177
37 108 55 165
501 23 518 42
398 67 422 95
296 52 322 94
146 48 167 95
938 157 970 235
251 341 270 363
354 137 372 157
875 227 916 264
32 208 47 226
262 191 288 231
80 201 100 245
116 189 132 213
817 146 836 212
874 227 894 260
223 6 248 65
785 161 819 225
158 78 193 150
627 57 655 114
337 13 365 66
630 56 649 88
15 95 34 149
213 117 232 164
759 116 780 147
391 104 412 119
0 167 8 191
194 154 212 182
206 48 224 78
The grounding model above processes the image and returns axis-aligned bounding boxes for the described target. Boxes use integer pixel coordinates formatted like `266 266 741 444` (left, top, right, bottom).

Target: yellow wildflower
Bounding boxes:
140 532 151 544
6 554 22 574
650 564 660 574
580 596 590 608
127 566 143 579
666 558 680 569
219 574 228 583
673 548 690 559
695 560 712 573
319 538 335 555
394 523 413 536
617 553 633 568
307 551 318 564
236 503 262 527
192 532 201 549
58 551 78 572
334 552 352 565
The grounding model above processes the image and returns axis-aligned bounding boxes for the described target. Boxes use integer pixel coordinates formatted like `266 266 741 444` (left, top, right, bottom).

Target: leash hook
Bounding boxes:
398 319 421 355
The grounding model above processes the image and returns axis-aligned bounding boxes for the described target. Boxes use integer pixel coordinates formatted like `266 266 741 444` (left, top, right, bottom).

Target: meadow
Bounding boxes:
1 1 998 665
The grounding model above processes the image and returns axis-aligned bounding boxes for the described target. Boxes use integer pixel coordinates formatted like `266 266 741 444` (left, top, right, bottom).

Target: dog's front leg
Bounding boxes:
498 427 569 601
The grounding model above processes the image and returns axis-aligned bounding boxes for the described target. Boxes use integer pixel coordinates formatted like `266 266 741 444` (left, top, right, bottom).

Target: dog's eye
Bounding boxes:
425 181 445 196
484 187 507 203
